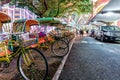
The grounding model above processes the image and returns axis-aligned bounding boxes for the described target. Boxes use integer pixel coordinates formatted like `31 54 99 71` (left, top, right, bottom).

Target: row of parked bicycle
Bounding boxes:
0 11 75 80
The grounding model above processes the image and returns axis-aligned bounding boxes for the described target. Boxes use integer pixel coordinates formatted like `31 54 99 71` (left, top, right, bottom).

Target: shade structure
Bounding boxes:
25 19 39 32
0 11 11 31
36 17 53 21
89 0 120 25
101 0 120 12
0 11 11 23
36 17 60 24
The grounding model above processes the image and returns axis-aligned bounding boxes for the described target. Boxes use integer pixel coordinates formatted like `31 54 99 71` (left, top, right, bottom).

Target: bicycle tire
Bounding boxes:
17 48 48 80
62 37 69 45
51 40 69 57
68 33 75 42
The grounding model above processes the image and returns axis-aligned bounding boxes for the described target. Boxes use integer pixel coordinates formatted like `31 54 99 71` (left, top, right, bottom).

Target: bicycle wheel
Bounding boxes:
51 40 69 57
68 33 75 42
62 37 69 45
17 48 48 80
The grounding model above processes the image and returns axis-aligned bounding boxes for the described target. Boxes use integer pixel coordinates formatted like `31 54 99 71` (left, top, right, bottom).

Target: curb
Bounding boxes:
52 36 76 80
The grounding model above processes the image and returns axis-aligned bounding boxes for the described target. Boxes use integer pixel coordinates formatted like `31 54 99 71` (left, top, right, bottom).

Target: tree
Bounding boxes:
9 0 93 18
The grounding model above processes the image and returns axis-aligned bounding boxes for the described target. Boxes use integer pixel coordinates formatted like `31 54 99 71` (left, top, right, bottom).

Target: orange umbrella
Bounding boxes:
25 19 39 32
0 11 11 31
0 11 11 23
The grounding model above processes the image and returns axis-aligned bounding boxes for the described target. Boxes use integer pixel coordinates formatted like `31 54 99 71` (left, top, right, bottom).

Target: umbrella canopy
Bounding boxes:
0 11 11 31
25 19 39 32
0 11 11 23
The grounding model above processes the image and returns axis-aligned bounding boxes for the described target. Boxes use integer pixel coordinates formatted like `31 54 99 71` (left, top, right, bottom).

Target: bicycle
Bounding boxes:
51 35 69 57
0 32 48 80
56 28 75 45
24 19 69 57
0 12 48 80
44 31 69 57
28 31 69 57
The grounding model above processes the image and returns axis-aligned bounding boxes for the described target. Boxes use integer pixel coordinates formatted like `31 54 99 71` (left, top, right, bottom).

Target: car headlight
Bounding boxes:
104 32 112 36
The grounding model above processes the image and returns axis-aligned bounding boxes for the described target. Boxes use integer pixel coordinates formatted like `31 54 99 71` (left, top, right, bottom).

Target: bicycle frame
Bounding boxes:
0 35 32 67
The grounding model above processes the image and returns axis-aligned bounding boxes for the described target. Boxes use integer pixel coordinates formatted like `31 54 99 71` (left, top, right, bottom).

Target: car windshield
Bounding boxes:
102 26 120 31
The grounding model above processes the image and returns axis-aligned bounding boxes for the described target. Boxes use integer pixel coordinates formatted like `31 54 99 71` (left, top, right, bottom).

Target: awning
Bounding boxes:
36 17 53 21
89 0 120 24
36 17 60 24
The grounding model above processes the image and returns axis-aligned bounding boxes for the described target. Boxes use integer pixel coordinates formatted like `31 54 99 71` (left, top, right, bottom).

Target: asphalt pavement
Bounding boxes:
59 35 120 80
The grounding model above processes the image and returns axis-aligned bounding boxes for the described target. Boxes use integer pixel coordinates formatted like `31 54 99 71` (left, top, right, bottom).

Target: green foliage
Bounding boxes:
9 0 93 17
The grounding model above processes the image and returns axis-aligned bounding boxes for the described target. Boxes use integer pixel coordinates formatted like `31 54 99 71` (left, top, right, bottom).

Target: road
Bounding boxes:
59 36 120 80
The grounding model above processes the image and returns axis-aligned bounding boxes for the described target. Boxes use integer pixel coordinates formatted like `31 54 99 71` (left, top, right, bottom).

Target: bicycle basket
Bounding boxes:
23 38 37 47
20 32 38 47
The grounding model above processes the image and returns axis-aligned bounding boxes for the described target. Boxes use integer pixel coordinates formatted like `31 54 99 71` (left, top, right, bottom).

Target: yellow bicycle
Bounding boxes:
0 32 48 80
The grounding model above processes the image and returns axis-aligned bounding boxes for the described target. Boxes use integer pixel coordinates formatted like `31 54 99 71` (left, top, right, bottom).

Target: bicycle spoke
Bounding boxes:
18 48 48 80
51 40 69 57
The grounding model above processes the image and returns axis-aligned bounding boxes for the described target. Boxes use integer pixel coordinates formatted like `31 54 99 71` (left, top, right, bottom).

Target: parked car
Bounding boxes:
94 26 120 41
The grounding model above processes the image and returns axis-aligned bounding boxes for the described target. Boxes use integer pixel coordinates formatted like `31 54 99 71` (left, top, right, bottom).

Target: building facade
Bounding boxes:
1 5 37 22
